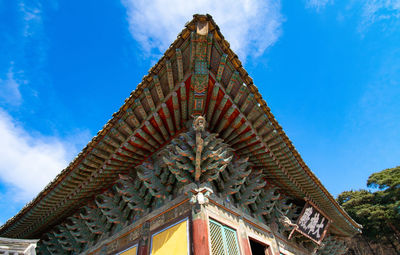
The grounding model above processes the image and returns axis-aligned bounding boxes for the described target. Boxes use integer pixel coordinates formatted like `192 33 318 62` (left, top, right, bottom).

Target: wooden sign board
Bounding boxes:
289 201 331 245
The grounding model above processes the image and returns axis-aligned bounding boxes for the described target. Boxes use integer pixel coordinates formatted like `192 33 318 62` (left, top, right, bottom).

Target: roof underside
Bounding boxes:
0 14 361 238
0 237 38 253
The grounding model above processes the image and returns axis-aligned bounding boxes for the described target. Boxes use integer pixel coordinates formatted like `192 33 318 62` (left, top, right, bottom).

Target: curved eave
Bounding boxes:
0 14 361 238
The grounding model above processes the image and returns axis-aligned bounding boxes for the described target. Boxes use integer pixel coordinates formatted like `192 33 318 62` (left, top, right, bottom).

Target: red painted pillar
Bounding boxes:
238 220 252 255
192 205 210 255
138 222 150 255
138 245 148 255
239 236 252 255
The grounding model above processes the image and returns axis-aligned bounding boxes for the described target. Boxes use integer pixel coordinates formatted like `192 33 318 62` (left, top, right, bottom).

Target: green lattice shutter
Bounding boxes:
209 219 240 255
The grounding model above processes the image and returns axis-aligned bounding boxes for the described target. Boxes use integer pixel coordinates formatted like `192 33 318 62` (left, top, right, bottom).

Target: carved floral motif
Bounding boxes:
65 215 93 244
136 158 175 199
95 190 129 224
80 203 111 235
115 174 152 213
163 116 233 183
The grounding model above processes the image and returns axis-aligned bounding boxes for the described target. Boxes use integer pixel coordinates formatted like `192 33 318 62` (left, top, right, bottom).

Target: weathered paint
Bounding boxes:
239 236 253 255
192 217 210 255
137 244 148 255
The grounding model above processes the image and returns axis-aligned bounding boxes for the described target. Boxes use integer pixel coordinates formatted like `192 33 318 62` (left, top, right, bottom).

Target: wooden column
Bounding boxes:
137 244 148 255
238 219 252 255
138 222 150 255
269 225 282 255
192 204 210 255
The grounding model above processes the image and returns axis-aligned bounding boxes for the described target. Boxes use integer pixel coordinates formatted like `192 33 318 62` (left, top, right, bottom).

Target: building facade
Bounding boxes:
0 237 38 255
0 15 361 255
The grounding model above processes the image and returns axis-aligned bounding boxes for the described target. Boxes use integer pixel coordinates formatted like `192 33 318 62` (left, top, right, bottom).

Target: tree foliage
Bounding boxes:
337 166 400 251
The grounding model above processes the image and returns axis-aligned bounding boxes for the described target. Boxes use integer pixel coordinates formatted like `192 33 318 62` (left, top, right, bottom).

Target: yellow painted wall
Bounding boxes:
151 220 188 255
119 246 137 255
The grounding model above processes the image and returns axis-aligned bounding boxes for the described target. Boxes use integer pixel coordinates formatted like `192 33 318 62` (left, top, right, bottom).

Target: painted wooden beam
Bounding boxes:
221 115 243 140
144 88 156 112
226 71 239 95
180 83 188 121
216 105 236 134
144 121 164 145
153 112 170 141
162 103 175 136
172 92 181 130
166 60 174 91
206 84 219 123
125 108 141 128
135 99 147 121
153 75 164 102
176 49 184 82
137 129 159 148
207 33 213 68
216 54 227 82
210 95 229 129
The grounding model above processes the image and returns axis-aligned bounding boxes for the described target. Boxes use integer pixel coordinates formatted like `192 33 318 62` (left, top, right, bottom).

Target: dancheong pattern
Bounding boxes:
0 15 359 255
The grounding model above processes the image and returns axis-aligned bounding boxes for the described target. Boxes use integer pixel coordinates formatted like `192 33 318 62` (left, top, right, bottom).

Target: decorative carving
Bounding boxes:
95 190 129 224
188 186 213 205
80 203 111 235
65 215 93 244
42 232 62 255
272 197 298 233
216 54 227 82
106 239 119 254
221 156 251 195
194 116 205 181
53 225 80 253
236 171 266 205
36 241 52 255
191 26 210 114
33 17 346 255
163 116 233 183
136 158 175 199
252 186 280 216
115 174 152 213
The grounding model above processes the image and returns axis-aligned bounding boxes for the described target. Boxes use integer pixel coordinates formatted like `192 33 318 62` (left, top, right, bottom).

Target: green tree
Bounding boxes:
337 166 400 253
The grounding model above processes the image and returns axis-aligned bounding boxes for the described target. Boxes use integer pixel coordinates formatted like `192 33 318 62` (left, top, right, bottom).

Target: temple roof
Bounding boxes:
0 14 361 239
0 237 38 254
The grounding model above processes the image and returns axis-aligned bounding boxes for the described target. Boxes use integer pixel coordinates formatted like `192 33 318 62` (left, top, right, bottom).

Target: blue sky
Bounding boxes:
0 0 399 224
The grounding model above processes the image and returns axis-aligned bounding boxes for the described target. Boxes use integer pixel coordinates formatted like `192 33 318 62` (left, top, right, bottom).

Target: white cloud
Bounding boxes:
0 66 23 106
305 0 333 11
0 109 80 201
121 0 283 61
16 0 48 84
306 0 400 32
19 0 43 38
360 0 400 30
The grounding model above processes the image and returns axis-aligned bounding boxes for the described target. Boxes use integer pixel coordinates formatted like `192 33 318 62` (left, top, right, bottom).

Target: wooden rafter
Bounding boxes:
0 14 361 240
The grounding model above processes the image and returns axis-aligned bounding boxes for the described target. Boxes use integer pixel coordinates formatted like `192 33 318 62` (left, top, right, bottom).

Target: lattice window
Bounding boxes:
209 219 240 255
